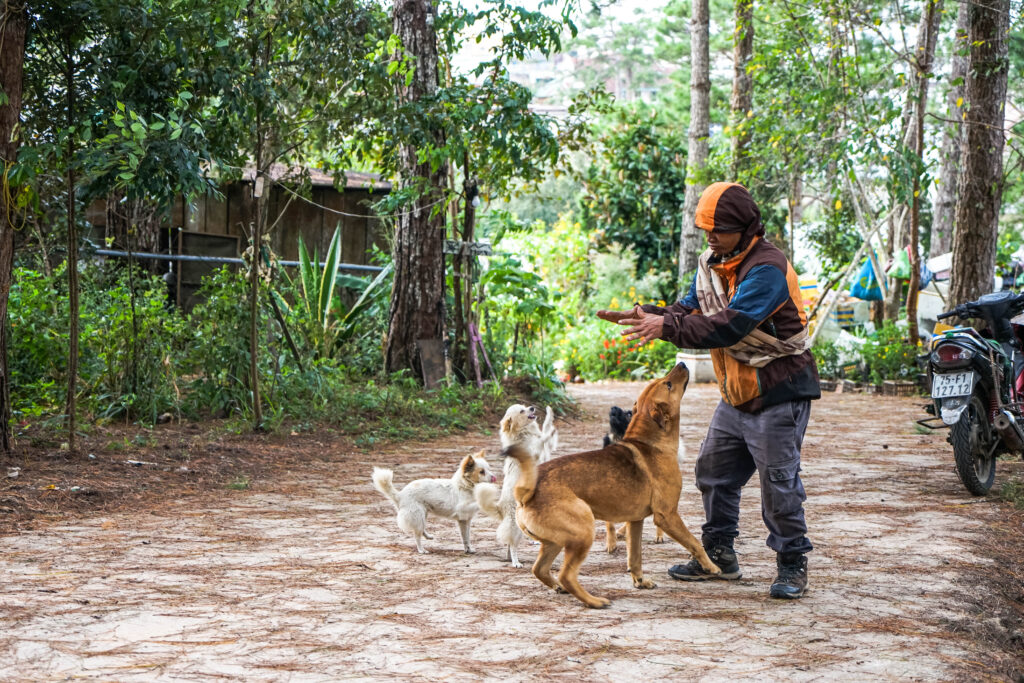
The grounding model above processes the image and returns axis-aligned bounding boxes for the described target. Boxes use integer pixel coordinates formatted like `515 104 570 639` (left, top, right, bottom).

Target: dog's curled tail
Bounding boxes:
503 444 538 506
371 467 400 509
542 406 559 453
474 482 502 519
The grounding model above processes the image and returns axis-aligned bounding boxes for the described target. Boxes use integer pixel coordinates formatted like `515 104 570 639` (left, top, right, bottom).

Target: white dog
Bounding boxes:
372 450 495 554
474 404 558 567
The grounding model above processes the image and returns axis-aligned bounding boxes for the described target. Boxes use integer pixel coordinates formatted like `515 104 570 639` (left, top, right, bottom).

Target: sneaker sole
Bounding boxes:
769 586 806 599
668 569 742 582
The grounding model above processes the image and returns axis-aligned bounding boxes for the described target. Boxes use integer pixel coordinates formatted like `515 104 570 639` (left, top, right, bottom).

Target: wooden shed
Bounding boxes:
86 166 391 308
175 165 391 265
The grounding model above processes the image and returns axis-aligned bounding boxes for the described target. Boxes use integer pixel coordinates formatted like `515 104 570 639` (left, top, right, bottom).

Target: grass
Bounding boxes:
226 475 251 491
998 477 1024 509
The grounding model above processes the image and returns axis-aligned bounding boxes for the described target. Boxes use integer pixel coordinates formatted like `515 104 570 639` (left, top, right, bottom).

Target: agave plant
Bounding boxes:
279 225 392 359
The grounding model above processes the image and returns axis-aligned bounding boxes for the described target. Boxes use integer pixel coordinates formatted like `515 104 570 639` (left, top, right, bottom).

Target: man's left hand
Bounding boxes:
618 305 664 344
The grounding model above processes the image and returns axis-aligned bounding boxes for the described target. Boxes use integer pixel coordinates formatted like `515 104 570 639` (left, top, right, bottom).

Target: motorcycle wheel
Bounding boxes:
950 393 997 495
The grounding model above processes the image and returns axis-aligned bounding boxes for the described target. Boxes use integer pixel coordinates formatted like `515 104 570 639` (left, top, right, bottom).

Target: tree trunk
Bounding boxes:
729 0 754 180
0 4 26 456
385 0 447 379
905 0 944 345
64 47 79 452
677 0 710 295
930 0 969 257
949 0 1009 308
787 170 801 263
885 0 942 323
248 27 272 430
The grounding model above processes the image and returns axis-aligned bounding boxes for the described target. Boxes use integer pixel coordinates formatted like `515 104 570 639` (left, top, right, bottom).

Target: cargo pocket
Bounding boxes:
768 460 800 483
765 460 804 516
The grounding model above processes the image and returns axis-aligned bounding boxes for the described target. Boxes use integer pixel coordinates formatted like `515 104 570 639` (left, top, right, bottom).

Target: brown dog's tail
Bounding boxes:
503 444 537 506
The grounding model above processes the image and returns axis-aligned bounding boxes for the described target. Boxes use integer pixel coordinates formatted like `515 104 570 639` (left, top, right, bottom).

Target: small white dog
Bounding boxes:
475 404 558 567
372 450 495 554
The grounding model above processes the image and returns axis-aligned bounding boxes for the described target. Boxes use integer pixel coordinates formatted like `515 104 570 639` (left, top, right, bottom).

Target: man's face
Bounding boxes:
706 229 742 257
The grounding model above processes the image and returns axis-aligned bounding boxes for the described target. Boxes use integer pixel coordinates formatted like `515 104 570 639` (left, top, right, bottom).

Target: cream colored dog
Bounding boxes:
474 404 558 567
372 451 495 554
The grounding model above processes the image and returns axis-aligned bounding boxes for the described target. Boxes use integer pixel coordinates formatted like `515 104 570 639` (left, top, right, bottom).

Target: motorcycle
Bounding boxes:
920 290 1024 495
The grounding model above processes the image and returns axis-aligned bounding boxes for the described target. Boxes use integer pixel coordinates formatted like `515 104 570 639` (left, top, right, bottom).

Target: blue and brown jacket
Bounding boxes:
644 183 820 413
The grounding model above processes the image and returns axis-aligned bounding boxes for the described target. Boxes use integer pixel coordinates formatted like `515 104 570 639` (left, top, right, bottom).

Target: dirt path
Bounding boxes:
0 382 1020 681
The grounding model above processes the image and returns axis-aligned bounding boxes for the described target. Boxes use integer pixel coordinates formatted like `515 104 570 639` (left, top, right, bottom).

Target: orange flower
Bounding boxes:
600 354 605 360
603 339 610 349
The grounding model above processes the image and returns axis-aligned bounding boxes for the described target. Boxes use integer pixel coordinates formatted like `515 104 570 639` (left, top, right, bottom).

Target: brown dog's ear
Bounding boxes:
461 454 475 472
647 402 670 430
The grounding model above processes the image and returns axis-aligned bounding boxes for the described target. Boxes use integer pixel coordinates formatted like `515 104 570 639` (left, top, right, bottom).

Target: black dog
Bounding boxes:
602 406 633 447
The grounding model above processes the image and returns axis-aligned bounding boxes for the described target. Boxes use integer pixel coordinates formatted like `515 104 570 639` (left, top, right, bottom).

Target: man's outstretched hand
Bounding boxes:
597 305 664 344
596 307 636 324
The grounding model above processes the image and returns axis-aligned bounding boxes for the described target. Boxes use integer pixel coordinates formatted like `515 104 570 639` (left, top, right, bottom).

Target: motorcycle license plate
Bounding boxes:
931 371 975 398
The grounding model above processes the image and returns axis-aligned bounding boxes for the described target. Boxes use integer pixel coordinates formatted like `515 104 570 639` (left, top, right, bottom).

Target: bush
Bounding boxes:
560 317 678 382
860 321 919 384
9 263 186 422
999 477 1024 510
6 259 550 442
812 339 843 380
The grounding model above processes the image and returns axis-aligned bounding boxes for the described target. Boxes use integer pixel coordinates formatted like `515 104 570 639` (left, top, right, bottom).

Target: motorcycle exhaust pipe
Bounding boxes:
993 410 1024 452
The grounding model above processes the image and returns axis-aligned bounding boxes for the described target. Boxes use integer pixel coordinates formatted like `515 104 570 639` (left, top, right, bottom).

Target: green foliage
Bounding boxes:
276 227 393 360
483 217 679 384
182 267 265 418
860 321 920 384
562 319 679 382
8 263 186 422
5 261 520 439
999 477 1024 510
812 339 843 381
580 109 687 299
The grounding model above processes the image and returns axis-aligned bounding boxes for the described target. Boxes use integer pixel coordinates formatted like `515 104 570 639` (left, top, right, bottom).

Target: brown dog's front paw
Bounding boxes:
554 584 568 594
587 596 612 609
702 561 722 575
632 576 657 589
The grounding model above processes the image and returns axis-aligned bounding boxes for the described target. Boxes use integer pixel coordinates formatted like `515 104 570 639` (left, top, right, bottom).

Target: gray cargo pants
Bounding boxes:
695 399 813 554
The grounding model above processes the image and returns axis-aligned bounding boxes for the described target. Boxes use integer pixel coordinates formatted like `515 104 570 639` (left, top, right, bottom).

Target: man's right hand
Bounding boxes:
597 306 644 324
596 308 632 324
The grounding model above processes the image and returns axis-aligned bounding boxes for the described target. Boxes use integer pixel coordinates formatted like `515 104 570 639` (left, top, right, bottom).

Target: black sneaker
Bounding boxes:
667 544 742 581
769 552 808 599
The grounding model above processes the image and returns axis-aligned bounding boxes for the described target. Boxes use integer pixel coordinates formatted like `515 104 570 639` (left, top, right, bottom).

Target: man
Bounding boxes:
597 182 819 599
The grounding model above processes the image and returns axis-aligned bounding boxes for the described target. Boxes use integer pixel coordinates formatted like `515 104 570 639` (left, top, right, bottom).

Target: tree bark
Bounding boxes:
930 0 969 257
678 0 709 294
385 0 447 379
949 0 1009 308
729 0 754 180
0 3 26 456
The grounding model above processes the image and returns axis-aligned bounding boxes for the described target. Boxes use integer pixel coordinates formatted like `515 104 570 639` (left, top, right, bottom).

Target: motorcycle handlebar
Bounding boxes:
936 292 1024 321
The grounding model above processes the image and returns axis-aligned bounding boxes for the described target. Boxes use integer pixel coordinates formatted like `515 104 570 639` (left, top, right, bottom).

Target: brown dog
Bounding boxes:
507 362 720 608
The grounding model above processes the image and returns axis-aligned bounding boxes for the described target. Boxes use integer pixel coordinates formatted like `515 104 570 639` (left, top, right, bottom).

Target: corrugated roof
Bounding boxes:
238 164 391 191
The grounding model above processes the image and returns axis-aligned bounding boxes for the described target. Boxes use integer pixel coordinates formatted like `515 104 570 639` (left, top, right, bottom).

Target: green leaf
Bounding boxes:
318 226 343 330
